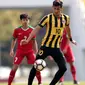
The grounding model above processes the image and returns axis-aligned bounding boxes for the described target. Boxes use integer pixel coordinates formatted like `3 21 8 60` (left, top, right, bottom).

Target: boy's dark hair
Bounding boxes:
20 13 30 20
53 0 63 8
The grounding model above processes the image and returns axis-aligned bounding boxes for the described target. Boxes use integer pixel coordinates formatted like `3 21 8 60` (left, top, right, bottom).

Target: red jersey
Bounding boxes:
13 26 35 51
60 29 70 51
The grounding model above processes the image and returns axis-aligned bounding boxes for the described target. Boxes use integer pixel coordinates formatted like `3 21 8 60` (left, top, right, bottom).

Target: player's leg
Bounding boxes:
66 46 79 85
8 50 24 85
49 48 67 85
69 62 79 85
28 46 49 85
58 52 68 85
26 51 42 85
36 71 42 85
8 64 18 85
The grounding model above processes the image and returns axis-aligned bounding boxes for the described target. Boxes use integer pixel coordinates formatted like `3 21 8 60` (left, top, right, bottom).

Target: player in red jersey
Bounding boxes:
8 14 42 85
58 29 79 85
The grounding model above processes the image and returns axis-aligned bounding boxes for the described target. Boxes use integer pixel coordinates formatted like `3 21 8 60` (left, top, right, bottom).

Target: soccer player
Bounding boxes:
58 29 79 85
21 0 76 85
8 13 42 85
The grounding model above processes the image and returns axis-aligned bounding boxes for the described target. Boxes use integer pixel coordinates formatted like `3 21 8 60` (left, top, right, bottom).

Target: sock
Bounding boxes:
8 70 16 85
60 76 64 82
70 64 77 81
36 71 42 84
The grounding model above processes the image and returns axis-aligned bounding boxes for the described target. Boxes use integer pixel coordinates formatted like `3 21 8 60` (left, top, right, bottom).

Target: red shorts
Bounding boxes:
64 46 75 63
13 49 36 65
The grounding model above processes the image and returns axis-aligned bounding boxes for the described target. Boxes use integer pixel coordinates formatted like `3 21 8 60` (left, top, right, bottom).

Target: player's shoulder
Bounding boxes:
28 25 35 30
42 13 53 18
62 13 70 18
47 13 53 17
15 26 22 30
41 14 48 20
41 13 53 20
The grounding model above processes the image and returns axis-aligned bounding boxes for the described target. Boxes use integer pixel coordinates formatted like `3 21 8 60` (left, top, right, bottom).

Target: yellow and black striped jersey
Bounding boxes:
38 13 70 48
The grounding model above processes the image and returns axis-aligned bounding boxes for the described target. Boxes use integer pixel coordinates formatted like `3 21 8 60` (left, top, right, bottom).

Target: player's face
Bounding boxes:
21 18 30 25
52 6 62 16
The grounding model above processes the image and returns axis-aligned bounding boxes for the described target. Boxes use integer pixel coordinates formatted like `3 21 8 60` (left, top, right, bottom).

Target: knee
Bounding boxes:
59 65 67 73
63 65 67 72
12 65 18 71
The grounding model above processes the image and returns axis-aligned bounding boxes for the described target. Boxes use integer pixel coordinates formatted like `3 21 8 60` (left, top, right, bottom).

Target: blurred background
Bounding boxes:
0 0 85 83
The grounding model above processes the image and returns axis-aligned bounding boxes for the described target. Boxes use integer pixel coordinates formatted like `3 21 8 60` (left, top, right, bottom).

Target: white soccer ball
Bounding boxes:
34 59 46 71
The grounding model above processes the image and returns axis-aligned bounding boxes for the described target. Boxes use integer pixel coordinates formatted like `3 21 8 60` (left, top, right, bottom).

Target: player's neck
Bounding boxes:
54 13 62 18
22 25 28 29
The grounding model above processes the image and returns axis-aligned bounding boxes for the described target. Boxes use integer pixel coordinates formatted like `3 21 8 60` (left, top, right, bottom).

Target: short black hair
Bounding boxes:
53 0 63 8
20 13 30 20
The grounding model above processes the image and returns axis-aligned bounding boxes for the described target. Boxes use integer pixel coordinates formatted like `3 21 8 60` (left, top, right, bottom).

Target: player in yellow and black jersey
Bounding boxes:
39 12 70 48
21 0 77 85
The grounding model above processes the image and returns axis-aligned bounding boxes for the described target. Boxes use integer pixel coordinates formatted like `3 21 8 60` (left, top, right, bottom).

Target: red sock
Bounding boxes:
60 76 64 82
8 70 16 85
36 71 42 84
70 64 77 81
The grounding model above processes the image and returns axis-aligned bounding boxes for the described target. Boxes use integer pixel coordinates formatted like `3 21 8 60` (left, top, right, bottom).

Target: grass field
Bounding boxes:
0 82 85 85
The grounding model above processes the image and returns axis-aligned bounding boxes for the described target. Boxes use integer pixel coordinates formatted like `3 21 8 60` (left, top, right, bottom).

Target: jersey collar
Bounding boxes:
21 27 29 31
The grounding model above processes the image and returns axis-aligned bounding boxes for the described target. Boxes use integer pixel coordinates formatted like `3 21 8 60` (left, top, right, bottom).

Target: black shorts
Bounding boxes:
36 46 66 65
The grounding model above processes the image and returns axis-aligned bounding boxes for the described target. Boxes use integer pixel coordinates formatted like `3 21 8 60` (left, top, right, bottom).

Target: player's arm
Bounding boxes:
66 25 77 45
10 38 17 57
66 25 72 40
65 16 77 45
10 28 17 57
32 39 38 54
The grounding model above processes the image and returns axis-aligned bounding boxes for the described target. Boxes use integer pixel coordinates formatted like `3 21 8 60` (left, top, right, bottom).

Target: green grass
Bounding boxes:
0 82 85 85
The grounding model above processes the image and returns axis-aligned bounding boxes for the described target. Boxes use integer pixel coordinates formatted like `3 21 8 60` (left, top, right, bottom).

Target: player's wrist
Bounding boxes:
69 38 73 42
11 49 14 51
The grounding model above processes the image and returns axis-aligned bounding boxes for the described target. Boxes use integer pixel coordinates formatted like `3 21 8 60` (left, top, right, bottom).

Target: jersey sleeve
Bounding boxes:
63 14 70 26
38 15 48 28
12 29 17 39
66 15 70 26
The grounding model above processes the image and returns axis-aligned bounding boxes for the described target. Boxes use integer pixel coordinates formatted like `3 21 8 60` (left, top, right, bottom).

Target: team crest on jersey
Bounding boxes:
62 20 66 24
38 50 44 56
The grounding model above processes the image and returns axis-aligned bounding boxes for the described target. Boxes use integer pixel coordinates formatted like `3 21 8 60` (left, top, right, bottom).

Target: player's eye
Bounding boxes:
23 19 28 21
54 7 60 10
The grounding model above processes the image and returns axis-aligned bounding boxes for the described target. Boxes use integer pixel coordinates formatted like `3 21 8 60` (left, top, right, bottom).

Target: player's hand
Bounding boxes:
20 39 28 45
71 40 77 45
10 49 14 57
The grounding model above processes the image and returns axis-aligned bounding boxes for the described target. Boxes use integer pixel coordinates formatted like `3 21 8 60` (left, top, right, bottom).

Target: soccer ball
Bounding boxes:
34 59 46 71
